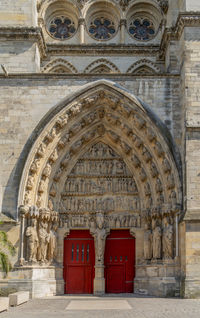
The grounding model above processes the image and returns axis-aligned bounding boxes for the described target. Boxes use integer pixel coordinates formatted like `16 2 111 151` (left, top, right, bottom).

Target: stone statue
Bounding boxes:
48 223 58 263
91 213 108 264
163 216 173 260
25 218 38 262
38 221 50 263
152 219 162 259
144 222 152 260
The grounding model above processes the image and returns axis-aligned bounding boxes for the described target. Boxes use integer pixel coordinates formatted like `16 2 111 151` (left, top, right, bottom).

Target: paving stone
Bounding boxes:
1 296 200 318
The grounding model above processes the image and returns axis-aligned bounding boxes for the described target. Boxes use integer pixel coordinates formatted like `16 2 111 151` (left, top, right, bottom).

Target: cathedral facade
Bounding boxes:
0 0 200 298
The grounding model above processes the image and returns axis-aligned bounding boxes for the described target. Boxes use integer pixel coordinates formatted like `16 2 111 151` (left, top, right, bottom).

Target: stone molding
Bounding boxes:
0 73 178 78
46 43 160 56
83 58 120 74
42 58 78 73
0 27 46 59
127 59 161 74
160 12 200 59
37 0 167 13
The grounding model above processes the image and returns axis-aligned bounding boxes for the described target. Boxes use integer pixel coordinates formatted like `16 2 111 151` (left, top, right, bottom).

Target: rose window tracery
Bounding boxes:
48 16 76 39
89 17 116 40
128 18 155 41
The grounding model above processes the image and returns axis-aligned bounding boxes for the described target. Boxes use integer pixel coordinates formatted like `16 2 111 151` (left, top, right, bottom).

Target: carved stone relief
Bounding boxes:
21 207 59 265
60 142 140 216
22 91 180 214
142 207 176 263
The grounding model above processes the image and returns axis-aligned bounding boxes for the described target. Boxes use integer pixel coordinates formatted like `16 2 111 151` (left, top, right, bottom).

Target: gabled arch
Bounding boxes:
84 59 120 74
18 80 181 221
42 58 78 74
127 59 160 74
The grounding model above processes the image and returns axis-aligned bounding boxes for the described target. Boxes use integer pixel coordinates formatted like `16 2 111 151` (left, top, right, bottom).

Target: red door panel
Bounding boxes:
67 266 84 293
105 230 135 293
106 265 125 293
64 230 95 294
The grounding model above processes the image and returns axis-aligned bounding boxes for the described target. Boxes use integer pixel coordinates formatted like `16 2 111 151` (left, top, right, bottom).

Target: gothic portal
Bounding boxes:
12 81 181 297
2 0 200 300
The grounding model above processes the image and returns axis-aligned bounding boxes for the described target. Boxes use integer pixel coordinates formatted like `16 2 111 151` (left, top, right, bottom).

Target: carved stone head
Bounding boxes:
96 213 104 229
31 218 37 227
163 216 169 227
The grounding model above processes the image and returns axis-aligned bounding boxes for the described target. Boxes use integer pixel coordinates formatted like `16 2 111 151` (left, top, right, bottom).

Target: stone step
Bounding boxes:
0 297 9 312
9 291 30 307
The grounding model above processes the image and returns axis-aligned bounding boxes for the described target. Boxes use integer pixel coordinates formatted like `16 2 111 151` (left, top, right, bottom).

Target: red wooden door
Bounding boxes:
105 230 135 293
63 230 95 294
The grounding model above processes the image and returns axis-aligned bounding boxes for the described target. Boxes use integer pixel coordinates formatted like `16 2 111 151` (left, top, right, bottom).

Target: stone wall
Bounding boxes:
0 0 37 27
180 26 200 297
0 42 40 73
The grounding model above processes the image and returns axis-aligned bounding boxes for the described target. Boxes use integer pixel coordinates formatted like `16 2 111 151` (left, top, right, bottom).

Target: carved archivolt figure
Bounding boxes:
30 159 40 174
163 216 173 260
43 163 52 178
144 222 152 260
26 175 34 190
25 218 38 262
152 219 162 259
48 224 58 263
38 221 50 263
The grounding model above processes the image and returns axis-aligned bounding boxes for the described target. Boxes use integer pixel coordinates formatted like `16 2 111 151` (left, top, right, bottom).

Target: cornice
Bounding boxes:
0 27 47 59
0 73 180 80
173 12 200 37
38 0 168 13
46 44 160 56
159 12 200 59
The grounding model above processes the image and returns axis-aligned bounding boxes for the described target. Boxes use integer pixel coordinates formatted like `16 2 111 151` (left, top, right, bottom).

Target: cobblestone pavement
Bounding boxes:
1 295 200 318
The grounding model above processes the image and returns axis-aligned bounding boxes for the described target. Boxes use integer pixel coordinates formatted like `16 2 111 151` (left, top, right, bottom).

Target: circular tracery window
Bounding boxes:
128 18 155 41
89 17 116 40
48 16 76 39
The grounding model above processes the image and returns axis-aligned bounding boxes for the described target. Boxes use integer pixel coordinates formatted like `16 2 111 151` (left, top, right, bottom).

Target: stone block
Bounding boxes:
0 297 9 312
146 266 158 277
9 291 29 306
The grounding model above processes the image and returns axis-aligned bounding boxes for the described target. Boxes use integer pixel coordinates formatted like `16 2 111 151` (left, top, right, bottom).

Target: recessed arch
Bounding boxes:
17 80 182 223
127 59 160 74
42 58 78 73
84 59 120 74
126 1 163 41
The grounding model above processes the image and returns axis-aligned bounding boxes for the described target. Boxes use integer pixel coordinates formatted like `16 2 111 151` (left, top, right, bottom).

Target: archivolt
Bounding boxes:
127 59 161 74
84 59 120 74
18 80 181 216
42 58 78 74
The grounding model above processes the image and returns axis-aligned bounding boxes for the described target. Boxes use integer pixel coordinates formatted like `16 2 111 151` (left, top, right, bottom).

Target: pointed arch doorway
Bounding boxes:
17 80 182 297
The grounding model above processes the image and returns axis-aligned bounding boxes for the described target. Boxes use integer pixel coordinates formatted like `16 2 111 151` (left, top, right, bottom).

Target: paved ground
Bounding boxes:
1 295 200 318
